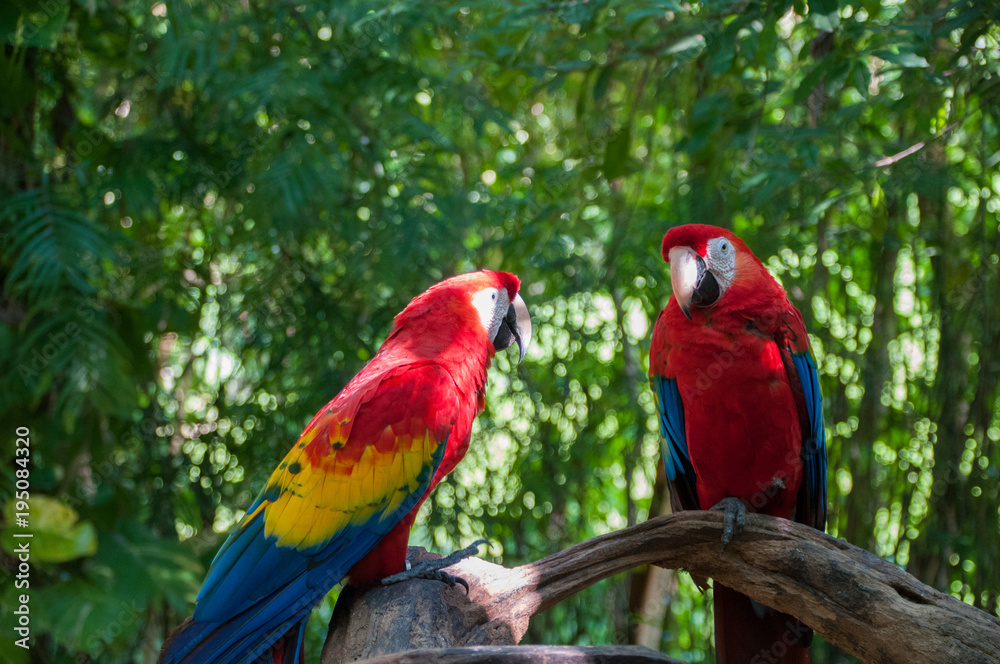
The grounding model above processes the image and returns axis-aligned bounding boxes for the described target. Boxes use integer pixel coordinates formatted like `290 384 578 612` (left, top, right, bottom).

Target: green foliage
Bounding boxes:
1 1 998 662
1 495 97 563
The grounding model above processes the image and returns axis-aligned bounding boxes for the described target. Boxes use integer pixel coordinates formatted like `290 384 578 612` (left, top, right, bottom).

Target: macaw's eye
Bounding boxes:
720 241 730 253
492 293 496 300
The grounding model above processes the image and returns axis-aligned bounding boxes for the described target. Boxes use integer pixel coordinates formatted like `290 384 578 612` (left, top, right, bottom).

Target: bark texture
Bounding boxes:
324 512 1000 664
350 645 682 664
322 552 518 663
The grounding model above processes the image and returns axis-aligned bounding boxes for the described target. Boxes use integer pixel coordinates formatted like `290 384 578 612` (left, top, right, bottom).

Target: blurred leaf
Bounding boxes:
33 579 143 656
602 123 640 181
593 65 615 104
1 495 98 563
808 0 840 31
794 58 836 105
0 50 33 117
9 2 69 49
851 61 872 96
873 49 930 68
664 34 705 58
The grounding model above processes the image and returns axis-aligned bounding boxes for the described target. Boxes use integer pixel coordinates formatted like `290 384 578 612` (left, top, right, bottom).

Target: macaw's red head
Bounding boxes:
391 269 532 362
661 224 780 321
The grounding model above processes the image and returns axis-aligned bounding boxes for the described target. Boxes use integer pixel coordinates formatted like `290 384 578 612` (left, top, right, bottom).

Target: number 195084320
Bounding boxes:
14 427 31 516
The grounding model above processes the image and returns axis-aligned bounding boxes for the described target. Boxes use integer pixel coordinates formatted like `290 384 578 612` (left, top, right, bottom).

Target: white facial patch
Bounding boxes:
471 287 510 340
706 236 737 293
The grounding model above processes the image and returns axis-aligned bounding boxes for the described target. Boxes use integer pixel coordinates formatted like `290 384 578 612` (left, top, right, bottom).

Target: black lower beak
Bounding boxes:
492 293 531 362
680 257 721 321
492 304 521 354
692 268 720 309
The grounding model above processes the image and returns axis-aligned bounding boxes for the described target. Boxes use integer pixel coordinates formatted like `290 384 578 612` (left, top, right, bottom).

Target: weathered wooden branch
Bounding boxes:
323 512 1000 664
349 646 683 664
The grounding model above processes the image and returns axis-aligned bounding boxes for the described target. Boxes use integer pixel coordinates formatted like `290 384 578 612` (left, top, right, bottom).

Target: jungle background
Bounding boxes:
1 0 998 662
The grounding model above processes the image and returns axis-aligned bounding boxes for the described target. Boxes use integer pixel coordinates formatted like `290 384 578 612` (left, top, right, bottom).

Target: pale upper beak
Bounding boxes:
669 243 727 321
669 246 701 321
668 246 724 321
493 293 532 362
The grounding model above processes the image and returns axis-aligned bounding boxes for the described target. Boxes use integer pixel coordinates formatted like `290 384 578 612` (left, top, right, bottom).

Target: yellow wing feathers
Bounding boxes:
261 411 442 550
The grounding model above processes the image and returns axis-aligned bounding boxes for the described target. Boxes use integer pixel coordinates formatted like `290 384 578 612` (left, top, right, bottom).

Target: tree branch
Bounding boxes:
354 645 682 664
325 512 1000 664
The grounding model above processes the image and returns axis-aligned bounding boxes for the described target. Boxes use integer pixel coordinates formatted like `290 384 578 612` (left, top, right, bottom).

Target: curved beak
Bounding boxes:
668 246 721 321
493 293 532 362
668 246 700 321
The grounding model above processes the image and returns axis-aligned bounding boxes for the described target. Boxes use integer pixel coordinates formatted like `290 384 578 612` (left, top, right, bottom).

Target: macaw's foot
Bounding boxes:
381 539 488 594
710 497 747 553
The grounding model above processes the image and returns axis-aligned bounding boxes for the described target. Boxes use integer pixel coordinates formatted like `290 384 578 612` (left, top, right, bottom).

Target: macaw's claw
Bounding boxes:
381 539 487 594
389 568 470 593
710 497 747 553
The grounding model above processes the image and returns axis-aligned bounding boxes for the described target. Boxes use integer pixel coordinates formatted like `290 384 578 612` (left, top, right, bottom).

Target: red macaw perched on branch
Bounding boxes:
160 270 531 664
648 225 827 664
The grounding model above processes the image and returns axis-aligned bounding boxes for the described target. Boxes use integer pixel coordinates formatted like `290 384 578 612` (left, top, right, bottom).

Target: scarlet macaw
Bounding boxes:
648 225 826 664
160 270 531 664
